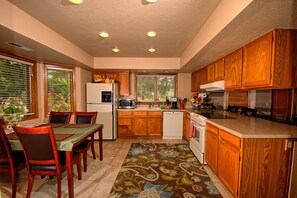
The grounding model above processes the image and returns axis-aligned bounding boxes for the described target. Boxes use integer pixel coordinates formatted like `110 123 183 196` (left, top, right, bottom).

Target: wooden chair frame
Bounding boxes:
0 125 26 198
73 111 97 172
13 126 82 198
48 111 72 124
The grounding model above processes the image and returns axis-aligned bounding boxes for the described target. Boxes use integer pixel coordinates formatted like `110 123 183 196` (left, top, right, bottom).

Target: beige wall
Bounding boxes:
177 73 192 108
75 67 92 111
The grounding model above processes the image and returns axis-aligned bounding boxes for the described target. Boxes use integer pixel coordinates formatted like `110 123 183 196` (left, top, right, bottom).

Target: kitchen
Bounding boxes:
0 0 297 197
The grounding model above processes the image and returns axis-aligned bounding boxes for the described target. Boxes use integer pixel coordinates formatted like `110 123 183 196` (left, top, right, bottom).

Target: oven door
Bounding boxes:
191 123 206 154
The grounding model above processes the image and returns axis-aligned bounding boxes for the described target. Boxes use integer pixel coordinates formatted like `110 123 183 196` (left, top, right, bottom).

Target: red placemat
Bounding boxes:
64 124 92 128
7 132 73 141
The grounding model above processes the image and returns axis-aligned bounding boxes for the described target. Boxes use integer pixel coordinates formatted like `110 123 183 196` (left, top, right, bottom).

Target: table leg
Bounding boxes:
66 151 74 198
99 128 103 161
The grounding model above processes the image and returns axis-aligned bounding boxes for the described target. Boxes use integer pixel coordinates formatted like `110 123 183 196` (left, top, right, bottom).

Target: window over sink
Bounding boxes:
136 74 176 102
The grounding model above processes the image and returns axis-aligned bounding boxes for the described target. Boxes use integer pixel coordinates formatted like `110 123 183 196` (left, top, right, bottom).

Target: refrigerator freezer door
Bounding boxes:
86 83 112 104
87 104 114 140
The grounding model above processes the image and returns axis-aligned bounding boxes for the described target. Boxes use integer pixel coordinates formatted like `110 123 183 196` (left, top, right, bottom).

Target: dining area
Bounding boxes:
0 111 104 198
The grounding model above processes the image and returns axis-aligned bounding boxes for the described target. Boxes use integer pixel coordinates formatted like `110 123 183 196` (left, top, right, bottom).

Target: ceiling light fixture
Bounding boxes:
68 0 84 4
98 32 109 38
112 48 120 53
148 48 156 53
145 0 158 3
147 31 157 37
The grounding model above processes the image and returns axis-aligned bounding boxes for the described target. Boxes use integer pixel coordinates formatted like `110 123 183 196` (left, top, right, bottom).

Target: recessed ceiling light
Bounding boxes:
112 48 120 53
148 48 156 53
147 31 157 37
98 32 109 38
68 0 84 4
145 0 158 3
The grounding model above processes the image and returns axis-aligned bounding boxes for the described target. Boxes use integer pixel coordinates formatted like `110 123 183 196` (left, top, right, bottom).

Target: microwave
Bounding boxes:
118 99 135 109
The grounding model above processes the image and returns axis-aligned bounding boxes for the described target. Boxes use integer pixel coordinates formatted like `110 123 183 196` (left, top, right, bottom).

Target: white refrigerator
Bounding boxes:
86 83 118 140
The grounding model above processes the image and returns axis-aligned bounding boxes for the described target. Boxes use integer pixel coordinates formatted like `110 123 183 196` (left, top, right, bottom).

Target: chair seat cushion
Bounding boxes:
0 162 10 169
30 152 80 171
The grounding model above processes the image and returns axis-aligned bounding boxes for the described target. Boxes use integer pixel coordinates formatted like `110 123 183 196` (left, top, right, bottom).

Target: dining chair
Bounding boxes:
48 111 72 124
13 125 82 198
73 111 97 172
0 125 26 198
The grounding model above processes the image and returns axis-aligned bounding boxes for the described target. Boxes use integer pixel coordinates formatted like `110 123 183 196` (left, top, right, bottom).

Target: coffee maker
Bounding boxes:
171 97 178 109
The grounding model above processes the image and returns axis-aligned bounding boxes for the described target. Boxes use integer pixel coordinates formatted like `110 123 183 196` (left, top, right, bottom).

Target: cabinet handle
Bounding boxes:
285 139 293 151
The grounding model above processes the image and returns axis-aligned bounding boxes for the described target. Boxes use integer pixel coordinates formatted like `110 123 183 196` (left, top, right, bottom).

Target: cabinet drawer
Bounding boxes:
206 123 219 135
118 118 132 126
118 111 132 116
219 129 241 149
133 111 147 116
148 111 162 116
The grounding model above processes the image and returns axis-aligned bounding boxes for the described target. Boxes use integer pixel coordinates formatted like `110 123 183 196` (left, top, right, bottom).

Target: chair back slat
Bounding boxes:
49 112 72 124
74 112 97 124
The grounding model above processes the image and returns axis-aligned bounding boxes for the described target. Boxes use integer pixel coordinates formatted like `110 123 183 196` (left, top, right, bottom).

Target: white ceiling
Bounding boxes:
1 0 297 72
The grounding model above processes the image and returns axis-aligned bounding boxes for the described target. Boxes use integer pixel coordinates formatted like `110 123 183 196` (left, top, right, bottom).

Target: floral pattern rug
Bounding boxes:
109 143 222 198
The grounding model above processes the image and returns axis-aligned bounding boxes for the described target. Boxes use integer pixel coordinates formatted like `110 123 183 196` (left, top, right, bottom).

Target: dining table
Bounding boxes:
6 123 104 198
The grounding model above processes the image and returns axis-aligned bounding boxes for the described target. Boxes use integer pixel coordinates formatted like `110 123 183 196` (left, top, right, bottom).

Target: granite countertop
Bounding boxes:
205 111 297 139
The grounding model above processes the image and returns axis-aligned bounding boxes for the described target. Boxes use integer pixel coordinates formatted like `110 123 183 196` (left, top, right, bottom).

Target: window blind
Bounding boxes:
0 56 33 113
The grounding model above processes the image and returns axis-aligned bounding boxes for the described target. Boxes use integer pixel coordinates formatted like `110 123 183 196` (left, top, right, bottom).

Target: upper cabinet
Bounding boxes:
214 58 225 81
207 63 215 83
191 68 207 92
92 71 130 96
224 48 243 89
242 29 297 89
118 71 130 96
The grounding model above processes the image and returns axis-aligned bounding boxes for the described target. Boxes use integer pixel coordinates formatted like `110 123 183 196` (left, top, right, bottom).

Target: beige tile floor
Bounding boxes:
0 138 232 198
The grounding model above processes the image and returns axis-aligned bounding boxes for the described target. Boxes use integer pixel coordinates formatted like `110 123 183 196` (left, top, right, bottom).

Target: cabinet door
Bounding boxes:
191 71 199 92
218 139 240 197
207 63 215 83
133 113 148 136
242 32 273 88
148 117 162 136
183 112 191 141
200 68 207 85
214 58 225 81
118 117 133 137
205 131 219 173
119 72 130 96
225 48 243 89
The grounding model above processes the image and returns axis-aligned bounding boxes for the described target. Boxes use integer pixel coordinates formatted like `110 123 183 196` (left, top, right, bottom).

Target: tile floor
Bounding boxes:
0 138 232 198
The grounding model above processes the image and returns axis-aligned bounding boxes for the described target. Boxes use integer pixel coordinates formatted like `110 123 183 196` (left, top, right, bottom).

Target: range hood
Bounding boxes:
200 80 225 92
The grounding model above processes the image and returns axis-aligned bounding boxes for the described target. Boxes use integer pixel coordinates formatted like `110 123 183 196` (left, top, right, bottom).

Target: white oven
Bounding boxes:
189 113 207 164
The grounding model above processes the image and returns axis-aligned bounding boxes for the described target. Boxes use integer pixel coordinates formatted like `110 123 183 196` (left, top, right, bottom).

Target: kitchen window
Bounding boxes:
44 65 75 115
0 53 38 120
136 74 176 102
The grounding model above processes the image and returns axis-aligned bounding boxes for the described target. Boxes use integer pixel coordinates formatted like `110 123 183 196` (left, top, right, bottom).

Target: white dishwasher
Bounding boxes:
163 111 183 139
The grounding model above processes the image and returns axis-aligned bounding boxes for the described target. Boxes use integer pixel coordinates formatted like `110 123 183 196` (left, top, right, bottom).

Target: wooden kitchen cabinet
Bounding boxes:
119 71 130 96
218 129 241 197
118 111 163 137
207 63 215 83
242 29 297 89
118 111 133 137
214 58 225 81
191 69 207 92
205 124 219 173
224 48 243 89
147 111 163 137
183 112 191 141
191 71 199 92
133 111 148 136
205 123 293 197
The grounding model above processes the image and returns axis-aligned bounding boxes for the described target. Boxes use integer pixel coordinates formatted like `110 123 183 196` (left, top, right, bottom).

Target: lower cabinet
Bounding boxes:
118 111 162 137
205 123 293 198
183 112 191 141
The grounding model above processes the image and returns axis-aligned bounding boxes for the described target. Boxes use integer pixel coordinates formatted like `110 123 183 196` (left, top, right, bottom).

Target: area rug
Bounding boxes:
109 143 222 198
